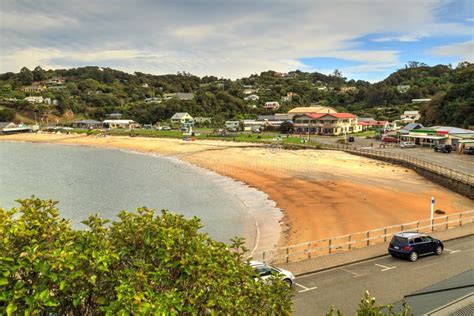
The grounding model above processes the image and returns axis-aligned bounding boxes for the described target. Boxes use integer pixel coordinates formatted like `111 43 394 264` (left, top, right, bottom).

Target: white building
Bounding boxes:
24 96 44 103
400 110 421 123
225 120 240 131
244 94 259 101
103 119 139 129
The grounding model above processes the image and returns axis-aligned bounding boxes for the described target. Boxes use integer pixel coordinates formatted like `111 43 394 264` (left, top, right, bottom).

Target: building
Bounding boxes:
403 126 474 149
281 92 298 102
103 119 139 129
264 102 280 110
163 93 195 101
242 88 258 95
107 113 122 119
400 110 421 123
0 122 33 134
193 117 212 124
257 114 292 129
22 84 47 93
412 98 431 103
396 85 410 93
48 85 67 91
357 118 390 131
170 112 194 124
144 97 162 104
46 77 66 85
244 94 259 101
242 120 264 131
394 269 474 315
293 113 361 135
72 119 102 129
225 120 240 131
24 96 44 103
339 86 357 93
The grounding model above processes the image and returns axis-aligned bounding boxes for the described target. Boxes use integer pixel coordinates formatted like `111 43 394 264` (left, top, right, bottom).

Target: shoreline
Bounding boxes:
1 133 473 249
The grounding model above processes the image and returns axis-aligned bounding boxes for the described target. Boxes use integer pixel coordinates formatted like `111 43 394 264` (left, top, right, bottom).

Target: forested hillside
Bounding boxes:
0 62 472 127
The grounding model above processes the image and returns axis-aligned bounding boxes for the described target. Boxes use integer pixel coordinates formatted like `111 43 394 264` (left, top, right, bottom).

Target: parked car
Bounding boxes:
388 232 443 262
464 147 474 155
348 136 355 142
381 136 399 143
400 141 415 148
250 261 295 286
161 126 171 131
434 144 452 153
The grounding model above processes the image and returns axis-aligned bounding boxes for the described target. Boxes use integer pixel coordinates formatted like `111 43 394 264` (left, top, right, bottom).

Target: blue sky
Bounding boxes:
0 0 472 82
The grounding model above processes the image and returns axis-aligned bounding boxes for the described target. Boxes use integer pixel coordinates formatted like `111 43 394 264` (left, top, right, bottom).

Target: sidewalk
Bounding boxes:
276 223 474 276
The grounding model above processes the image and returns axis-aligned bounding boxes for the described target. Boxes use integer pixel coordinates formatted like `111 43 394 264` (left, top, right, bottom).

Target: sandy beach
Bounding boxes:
2 133 473 247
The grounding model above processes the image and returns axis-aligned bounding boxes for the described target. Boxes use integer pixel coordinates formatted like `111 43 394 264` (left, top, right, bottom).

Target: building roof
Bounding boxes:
394 269 474 315
403 110 419 115
303 113 357 119
358 117 376 122
430 126 474 135
73 119 102 124
171 112 192 119
288 106 337 114
103 120 136 124
0 122 15 130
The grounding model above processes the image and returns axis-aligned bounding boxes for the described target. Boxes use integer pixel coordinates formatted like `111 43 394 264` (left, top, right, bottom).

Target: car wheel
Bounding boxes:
409 251 418 262
283 279 293 287
435 245 443 255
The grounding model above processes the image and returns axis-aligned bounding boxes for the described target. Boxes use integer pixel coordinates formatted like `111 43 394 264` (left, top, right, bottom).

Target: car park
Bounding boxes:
250 261 295 286
388 232 443 262
434 144 452 153
400 141 415 148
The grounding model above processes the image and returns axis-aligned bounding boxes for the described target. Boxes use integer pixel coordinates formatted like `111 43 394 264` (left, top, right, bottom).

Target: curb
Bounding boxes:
292 233 473 277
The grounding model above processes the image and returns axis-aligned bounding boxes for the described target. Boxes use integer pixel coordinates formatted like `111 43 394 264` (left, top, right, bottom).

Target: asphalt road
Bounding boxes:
292 235 474 315
312 136 474 175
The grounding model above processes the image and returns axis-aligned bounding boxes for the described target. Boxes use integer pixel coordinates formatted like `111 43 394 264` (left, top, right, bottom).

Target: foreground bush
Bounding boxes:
0 198 292 315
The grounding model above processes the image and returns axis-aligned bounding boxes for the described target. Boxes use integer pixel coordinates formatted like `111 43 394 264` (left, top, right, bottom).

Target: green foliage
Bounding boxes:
0 107 15 121
327 291 412 316
0 197 292 314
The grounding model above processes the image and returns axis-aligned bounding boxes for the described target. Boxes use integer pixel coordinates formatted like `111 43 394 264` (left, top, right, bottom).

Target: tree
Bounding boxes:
0 197 293 314
0 107 16 121
327 291 411 316
18 67 34 85
33 66 46 81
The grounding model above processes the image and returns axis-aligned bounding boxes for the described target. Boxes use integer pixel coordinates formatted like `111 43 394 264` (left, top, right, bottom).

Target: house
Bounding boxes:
244 94 259 101
170 112 194 124
281 92 297 102
257 114 292 129
22 84 47 93
243 88 258 95
287 106 337 119
144 97 162 104
242 120 264 131
163 93 194 101
357 118 390 131
107 113 122 119
194 117 212 124
48 85 67 91
225 120 240 131
411 98 431 103
397 123 424 136
103 119 139 129
141 83 149 88
0 122 33 134
293 113 361 135
400 110 421 123
46 77 66 85
24 96 44 104
72 119 102 129
339 86 357 93
396 85 410 93
264 102 280 110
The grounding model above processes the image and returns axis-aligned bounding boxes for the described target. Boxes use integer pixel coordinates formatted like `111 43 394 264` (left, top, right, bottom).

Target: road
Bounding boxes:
312 136 474 175
292 235 474 315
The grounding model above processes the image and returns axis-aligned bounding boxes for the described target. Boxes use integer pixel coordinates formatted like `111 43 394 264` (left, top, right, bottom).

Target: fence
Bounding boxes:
317 142 473 185
255 210 474 264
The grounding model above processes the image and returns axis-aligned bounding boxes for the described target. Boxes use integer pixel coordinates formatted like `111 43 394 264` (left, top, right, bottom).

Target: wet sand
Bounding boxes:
2 133 473 247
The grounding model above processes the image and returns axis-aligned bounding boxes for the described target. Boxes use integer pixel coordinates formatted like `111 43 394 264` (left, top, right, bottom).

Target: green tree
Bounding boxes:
0 197 292 315
0 107 16 121
18 67 34 85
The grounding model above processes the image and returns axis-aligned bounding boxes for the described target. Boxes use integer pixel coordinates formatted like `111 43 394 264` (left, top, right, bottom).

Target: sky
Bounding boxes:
0 0 472 82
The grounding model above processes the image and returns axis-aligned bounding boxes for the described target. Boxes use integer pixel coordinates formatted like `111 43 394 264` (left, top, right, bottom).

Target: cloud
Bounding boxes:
0 0 471 80
431 40 474 61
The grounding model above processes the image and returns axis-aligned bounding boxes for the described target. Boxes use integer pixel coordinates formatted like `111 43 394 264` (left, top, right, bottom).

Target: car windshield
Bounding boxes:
391 236 408 244
254 265 272 276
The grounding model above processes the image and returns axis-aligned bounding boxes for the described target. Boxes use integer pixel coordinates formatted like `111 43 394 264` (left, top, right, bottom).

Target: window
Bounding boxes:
413 237 422 243
421 236 432 242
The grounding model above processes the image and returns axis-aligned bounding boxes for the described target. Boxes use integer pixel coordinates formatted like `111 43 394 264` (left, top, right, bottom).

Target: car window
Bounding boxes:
421 236 432 242
413 237 422 243
254 266 272 276
392 236 408 244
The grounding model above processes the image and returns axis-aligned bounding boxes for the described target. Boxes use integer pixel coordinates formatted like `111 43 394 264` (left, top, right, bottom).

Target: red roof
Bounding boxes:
303 113 357 119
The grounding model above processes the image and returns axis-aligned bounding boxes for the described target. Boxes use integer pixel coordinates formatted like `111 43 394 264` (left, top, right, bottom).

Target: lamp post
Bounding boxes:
431 197 435 232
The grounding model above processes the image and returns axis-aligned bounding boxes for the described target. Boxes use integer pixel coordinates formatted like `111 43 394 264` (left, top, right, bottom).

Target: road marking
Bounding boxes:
375 263 397 271
444 248 461 254
413 262 439 270
342 268 366 278
295 282 318 293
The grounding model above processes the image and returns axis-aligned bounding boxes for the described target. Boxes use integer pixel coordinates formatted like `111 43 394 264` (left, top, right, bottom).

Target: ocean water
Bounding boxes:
0 142 282 251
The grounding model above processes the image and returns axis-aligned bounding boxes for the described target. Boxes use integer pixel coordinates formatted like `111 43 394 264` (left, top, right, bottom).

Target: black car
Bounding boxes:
434 144 452 153
388 232 444 262
464 147 474 155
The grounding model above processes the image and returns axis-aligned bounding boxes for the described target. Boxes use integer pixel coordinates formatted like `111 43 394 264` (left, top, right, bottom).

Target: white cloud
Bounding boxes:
0 0 470 79
431 40 474 61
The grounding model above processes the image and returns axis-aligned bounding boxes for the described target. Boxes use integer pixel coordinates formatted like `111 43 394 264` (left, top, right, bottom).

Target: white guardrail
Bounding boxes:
255 210 474 264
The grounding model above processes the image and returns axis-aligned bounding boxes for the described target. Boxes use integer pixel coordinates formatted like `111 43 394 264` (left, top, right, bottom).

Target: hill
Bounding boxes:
0 62 472 127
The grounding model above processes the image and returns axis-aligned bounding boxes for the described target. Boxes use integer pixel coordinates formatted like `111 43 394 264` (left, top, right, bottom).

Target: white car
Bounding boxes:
400 142 416 148
250 261 295 286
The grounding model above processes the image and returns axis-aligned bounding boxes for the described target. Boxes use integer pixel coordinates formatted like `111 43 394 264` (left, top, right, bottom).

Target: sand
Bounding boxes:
2 133 473 247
